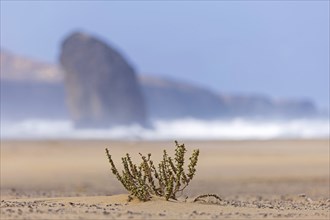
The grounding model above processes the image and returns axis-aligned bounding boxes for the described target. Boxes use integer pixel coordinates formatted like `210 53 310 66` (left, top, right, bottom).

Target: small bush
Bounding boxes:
105 141 200 201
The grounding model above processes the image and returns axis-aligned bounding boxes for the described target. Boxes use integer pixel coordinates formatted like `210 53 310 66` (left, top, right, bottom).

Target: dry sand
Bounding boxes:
0 139 329 219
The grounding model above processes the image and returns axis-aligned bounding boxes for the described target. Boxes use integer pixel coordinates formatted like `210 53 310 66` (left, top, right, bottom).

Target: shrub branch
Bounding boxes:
105 141 199 201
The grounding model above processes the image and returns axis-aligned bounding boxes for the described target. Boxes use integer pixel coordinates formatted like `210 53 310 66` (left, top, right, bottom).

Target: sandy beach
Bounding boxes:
1 139 329 219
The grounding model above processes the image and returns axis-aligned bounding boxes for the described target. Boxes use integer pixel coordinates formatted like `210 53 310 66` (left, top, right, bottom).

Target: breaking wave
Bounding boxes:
1 118 328 140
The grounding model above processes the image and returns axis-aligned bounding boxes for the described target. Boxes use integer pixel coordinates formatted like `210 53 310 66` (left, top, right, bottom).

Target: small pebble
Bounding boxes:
103 211 110 215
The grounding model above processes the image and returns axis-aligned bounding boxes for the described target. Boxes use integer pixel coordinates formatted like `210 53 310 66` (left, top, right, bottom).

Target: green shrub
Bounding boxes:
105 141 200 201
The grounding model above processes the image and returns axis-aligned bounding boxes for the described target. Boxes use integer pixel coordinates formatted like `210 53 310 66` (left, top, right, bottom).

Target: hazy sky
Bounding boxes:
1 1 329 109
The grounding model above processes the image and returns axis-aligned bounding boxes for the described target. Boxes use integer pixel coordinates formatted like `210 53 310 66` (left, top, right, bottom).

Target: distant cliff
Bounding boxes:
1 49 62 82
0 49 319 123
139 75 316 120
59 32 147 128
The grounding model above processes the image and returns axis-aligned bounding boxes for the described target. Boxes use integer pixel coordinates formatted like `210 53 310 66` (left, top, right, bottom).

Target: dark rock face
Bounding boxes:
59 32 147 128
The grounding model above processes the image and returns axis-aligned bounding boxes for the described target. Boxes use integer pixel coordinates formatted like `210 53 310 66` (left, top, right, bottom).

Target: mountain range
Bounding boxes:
0 49 319 124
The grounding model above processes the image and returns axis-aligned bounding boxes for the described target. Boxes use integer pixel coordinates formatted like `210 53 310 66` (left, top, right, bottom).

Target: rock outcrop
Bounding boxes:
59 32 147 128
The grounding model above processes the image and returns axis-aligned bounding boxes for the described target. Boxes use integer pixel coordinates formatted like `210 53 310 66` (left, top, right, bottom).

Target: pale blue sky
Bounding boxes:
1 1 329 109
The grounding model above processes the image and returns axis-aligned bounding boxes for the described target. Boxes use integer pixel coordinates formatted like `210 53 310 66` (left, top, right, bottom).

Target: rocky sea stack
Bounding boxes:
59 32 147 128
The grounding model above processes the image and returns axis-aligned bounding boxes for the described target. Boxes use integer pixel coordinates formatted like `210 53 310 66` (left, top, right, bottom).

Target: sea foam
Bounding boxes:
1 118 328 140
